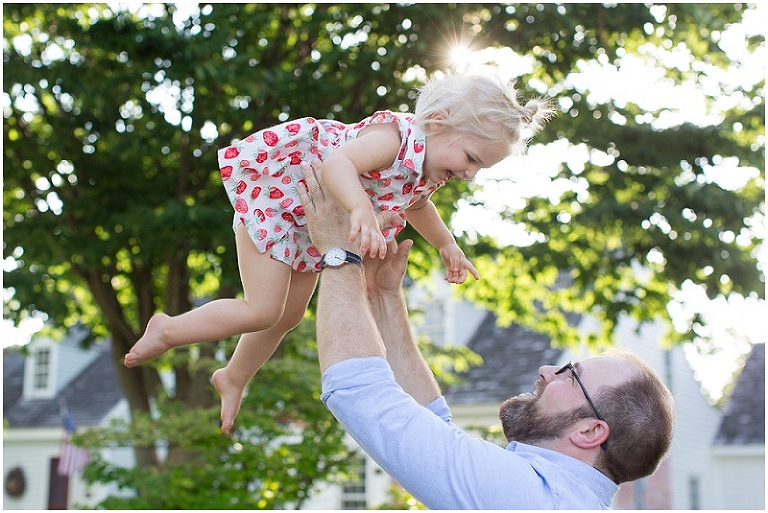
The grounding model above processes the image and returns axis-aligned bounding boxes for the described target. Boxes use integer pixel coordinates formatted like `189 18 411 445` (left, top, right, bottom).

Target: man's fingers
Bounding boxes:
395 239 413 261
299 160 325 202
296 176 311 207
374 210 404 230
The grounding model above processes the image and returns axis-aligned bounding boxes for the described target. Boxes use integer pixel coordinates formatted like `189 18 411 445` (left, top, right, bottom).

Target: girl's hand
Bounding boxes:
439 243 480 284
350 206 387 258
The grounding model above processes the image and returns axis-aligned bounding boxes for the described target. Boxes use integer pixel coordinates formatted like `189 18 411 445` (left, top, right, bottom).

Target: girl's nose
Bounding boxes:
464 166 480 180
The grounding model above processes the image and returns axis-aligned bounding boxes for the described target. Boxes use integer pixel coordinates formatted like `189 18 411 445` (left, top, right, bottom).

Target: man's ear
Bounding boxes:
570 419 609 450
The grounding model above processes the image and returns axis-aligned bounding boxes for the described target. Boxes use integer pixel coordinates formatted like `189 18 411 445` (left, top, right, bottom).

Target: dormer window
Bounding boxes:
33 348 51 390
23 342 57 400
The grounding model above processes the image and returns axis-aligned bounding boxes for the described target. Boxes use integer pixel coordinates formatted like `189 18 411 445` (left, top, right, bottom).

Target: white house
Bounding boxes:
3 327 132 509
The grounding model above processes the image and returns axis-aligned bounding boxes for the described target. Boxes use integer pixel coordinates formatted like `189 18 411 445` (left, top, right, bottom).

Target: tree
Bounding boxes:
3 2 763 507
445 3 764 348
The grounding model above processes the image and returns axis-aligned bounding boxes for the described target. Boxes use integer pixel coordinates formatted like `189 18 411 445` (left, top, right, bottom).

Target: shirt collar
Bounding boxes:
507 441 619 503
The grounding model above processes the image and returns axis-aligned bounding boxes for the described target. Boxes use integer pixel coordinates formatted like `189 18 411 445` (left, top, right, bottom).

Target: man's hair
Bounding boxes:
594 349 676 483
413 74 554 152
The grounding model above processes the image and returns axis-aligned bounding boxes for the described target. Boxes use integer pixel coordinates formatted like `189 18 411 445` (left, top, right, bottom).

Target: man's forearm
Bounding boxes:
317 265 386 373
369 291 441 406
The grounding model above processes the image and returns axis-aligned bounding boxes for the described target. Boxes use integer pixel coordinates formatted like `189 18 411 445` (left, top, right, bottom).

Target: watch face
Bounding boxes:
325 247 346 266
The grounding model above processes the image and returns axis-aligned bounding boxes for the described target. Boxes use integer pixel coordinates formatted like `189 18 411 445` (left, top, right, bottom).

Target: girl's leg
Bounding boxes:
125 225 292 367
212 269 319 434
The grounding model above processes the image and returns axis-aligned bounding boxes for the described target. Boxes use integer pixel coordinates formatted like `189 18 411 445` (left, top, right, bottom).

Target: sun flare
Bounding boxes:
450 45 473 71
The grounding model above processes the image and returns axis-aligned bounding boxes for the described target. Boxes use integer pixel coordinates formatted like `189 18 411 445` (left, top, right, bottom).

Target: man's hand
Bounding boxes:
364 238 414 300
297 160 360 255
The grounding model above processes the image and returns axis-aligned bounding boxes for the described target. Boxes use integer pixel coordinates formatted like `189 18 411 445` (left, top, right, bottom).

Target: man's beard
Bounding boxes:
498 380 589 445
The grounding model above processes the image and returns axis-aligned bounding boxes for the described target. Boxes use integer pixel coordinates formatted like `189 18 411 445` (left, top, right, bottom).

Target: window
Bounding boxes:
421 301 446 345
341 455 367 510
33 348 52 391
688 475 701 510
24 345 55 400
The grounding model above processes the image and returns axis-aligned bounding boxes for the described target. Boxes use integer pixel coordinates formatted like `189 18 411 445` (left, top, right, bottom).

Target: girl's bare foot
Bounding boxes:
124 313 174 368
212 368 246 435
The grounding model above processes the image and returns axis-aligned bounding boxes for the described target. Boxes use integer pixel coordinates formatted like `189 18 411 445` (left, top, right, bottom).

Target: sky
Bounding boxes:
3 2 765 403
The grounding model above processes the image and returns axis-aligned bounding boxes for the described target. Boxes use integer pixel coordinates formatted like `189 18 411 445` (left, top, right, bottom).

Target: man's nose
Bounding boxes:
538 364 560 383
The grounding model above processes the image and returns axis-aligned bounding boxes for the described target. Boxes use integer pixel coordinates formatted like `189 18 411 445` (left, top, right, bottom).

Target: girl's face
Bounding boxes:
422 126 510 185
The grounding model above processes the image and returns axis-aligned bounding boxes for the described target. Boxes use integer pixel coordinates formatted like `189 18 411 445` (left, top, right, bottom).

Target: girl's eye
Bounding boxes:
466 154 476 163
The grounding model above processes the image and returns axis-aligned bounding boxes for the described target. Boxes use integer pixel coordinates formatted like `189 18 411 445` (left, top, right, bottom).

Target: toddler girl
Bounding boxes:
125 74 553 434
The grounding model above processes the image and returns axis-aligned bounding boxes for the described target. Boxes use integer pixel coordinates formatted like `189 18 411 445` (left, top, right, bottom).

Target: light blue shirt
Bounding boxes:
321 356 618 509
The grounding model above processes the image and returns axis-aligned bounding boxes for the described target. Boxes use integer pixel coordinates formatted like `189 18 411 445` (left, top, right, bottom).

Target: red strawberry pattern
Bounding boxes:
268 186 284 199
217 112 437 272
263 131 279 147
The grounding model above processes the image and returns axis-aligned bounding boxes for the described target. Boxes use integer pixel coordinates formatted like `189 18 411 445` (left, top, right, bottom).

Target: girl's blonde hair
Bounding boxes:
413 74 555 152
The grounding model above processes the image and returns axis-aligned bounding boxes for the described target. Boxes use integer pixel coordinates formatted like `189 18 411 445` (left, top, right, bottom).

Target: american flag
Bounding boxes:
57 411 90 476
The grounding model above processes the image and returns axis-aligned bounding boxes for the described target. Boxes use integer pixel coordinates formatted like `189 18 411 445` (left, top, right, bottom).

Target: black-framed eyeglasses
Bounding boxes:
555 361 609 451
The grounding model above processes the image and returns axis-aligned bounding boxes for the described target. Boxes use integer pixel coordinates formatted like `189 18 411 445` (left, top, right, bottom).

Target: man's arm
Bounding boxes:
296 161 386 373
298 158 442 403
363 238 442 406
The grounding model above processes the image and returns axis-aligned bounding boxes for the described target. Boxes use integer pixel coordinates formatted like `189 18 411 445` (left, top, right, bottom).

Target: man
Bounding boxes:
297 160 675 509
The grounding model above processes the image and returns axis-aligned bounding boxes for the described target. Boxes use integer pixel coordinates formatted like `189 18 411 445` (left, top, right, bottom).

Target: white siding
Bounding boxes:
3 427 130 509
664 342 721 510
3 429 61 510
711 446 765 509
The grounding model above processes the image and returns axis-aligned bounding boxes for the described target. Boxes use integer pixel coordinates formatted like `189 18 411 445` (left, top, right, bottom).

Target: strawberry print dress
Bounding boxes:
217 111 443 272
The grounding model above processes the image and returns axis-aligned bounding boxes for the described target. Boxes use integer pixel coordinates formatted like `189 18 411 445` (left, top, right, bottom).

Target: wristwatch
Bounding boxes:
321 247 363 269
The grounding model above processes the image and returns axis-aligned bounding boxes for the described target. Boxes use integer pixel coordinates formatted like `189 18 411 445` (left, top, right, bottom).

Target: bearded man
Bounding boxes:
298 160 675 509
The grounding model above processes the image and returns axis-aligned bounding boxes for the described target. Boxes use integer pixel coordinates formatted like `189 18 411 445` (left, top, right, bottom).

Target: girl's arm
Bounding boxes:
406 197 480 283
322 123 402 258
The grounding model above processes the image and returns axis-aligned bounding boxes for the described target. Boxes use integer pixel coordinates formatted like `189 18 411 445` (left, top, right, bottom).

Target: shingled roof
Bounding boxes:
444 311 565 404
3 343 124 429
714 343 765 446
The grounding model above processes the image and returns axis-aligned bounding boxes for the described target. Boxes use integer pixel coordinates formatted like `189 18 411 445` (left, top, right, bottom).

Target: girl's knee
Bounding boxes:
280 308 307 332
243 302 284 332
